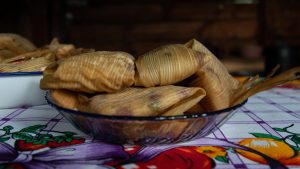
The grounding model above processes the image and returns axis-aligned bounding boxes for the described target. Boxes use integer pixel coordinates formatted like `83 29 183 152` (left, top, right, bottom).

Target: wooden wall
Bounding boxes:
65 0 259 56
1 0 300 58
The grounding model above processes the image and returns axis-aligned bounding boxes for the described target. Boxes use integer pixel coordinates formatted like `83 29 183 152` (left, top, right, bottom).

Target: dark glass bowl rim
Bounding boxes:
0 71 43 77
45 90 247 121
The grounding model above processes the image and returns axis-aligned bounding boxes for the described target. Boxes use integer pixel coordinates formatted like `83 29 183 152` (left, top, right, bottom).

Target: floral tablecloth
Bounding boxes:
0 87 300 169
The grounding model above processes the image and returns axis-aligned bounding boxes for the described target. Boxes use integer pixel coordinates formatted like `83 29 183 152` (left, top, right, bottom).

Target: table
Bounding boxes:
0 87 300 169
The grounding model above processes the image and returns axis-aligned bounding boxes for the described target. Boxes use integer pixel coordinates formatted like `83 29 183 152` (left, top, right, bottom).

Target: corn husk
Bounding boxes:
135 44 202 87
40 51 135 93
0 37 94 72
51 89 82 110
184 39 240 112
0 49 57 72
0 53 55 72
0 33 36 61
0 49 52 64
43 38 95 60
0 50 15 62
51 85 206 116
232 66 300 106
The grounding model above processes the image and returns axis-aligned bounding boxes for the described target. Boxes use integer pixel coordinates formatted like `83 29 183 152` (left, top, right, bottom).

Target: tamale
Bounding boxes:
135 44 202 87
184 39 240 112
51 85 206 117
40 51 135 93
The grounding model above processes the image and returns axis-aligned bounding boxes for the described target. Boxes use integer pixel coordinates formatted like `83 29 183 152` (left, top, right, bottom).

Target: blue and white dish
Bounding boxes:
0 71 46 109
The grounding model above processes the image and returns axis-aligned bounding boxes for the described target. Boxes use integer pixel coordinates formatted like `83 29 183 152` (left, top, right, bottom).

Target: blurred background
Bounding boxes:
1 0 300 76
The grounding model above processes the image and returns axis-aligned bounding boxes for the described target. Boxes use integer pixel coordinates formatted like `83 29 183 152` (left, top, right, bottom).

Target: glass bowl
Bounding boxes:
45 91 247 145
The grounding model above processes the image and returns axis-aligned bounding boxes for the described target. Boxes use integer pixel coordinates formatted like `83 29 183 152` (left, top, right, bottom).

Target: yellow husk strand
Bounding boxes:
40 51 135 93
135 44 202 87
231 66 300 106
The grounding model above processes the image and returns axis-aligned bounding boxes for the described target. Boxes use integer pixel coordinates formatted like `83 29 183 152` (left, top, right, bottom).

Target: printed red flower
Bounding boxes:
117 147 214 169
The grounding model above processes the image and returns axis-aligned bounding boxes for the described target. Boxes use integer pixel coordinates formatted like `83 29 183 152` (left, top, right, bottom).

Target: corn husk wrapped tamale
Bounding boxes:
0 53 55 72
0 50 15 61
135 44 202 87
51 89 82 110
0 33 36 62
51 85 206 116
40 51 135 93
0 33 36 54
184 39 240 112
0 37 94 72
44 39 300 118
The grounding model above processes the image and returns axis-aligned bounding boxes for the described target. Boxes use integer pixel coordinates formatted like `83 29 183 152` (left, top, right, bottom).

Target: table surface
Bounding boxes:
0 87 300 169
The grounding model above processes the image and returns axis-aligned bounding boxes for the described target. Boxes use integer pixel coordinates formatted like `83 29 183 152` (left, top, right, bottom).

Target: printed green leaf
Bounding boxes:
73 137 81 140
38 134 53 139
32 140 41 145
54 136 66 143
291 145 300 152
41 138 53 142
12 132 33 141
273 127 286 132
215 155 229 163
291 136 300 145
283 124 294 130
2 125 13 132
57 138 64 143
65 137 73 143
32 139 48 145
0 137 10 142
250 133 282 141
62 131 76 136
20 125 46 133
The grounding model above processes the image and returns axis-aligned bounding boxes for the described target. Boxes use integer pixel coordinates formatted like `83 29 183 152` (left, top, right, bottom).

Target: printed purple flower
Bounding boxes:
0 137 288 169
0 141 128 169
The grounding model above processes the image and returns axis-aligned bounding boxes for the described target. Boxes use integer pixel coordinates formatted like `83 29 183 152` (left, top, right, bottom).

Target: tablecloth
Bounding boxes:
0 87 300 169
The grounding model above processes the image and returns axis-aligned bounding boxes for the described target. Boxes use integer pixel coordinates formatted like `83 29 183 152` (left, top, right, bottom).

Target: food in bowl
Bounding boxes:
40 38 300 144
40 39 241 115
46 90 247 145
0 33 95 108
0 33 36 62
0 33 94 73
